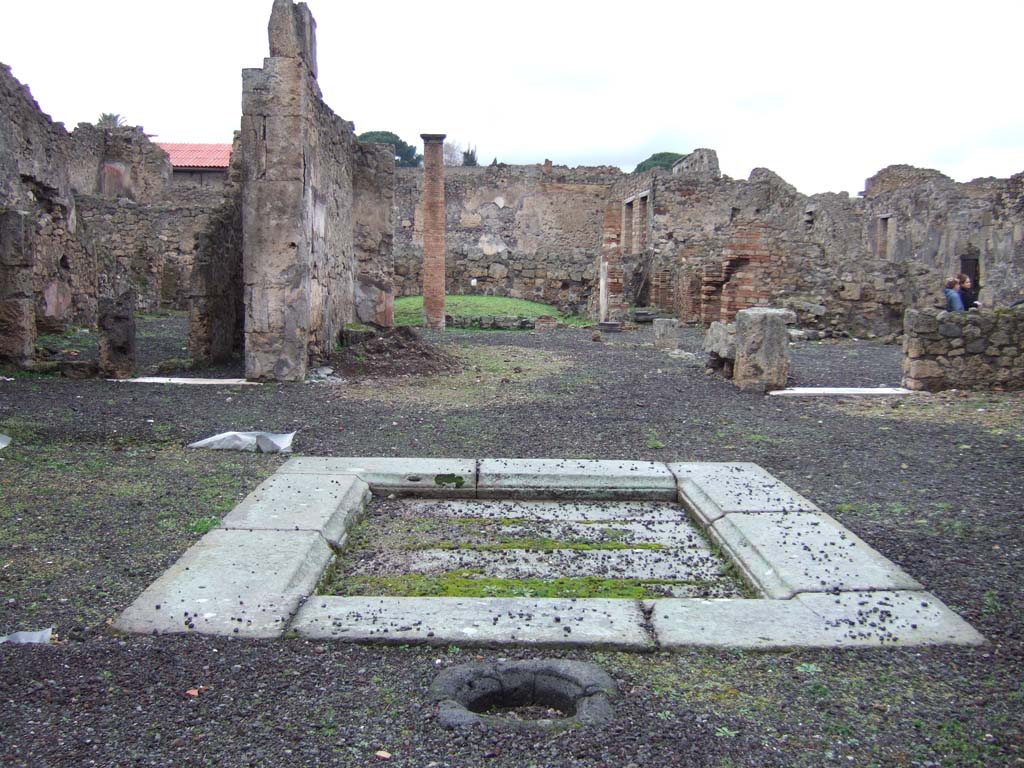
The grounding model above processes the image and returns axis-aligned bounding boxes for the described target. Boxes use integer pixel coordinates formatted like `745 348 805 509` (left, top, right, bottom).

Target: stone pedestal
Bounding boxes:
98 290 136 379
653 318 679 349
733 308 791 392
421 134 446 330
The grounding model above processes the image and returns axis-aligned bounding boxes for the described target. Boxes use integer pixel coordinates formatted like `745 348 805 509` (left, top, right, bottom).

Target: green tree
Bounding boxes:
462 146 478 167
633 151 685 174
358 131 422 167
96 113 126 128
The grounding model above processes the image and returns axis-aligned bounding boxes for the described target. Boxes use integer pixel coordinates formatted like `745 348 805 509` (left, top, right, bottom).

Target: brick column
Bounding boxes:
421 133 446 329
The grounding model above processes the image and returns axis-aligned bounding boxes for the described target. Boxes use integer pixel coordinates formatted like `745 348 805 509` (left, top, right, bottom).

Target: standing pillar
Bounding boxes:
420 133 446 329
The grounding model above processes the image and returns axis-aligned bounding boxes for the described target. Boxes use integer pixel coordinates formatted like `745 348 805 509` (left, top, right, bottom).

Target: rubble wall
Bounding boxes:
394 163 621 315
903 307 1024 391
189 139 244 365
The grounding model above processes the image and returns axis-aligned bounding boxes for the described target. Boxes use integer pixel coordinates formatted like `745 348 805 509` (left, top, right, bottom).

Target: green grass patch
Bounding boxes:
323 573 706 599
394 295 577 327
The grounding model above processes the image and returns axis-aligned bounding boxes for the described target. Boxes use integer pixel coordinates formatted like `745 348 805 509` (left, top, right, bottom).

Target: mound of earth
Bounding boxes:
333 326 461 377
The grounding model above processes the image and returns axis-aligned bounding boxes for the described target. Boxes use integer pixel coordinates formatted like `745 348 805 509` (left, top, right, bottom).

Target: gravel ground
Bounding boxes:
1 322 1021 767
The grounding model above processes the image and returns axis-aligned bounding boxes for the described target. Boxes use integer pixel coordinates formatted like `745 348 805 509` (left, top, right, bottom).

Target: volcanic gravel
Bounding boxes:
1 322 1021 767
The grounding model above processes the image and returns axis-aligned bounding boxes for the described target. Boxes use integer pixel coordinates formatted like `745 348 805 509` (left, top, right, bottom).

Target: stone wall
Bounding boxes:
353 141 395 326
1 62 230 365
240 0 394 380
69 124 171 202
902 307 1024 391
608 155 1024 336
394 163 622 315
189 137 244 365
0 62 95 356
76 185 227 312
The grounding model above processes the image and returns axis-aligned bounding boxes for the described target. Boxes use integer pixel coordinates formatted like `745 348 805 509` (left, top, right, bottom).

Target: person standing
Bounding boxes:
958 274 978 309
944 277 965 311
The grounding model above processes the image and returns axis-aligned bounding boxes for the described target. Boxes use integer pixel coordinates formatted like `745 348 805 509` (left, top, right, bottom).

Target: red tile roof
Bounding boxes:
158 143 232 169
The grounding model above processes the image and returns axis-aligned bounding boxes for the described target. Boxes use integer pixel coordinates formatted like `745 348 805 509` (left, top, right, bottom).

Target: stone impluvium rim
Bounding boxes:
113 457 986 650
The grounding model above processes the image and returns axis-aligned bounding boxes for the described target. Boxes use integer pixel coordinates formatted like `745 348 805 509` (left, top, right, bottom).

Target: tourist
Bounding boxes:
944 277 964 311
958 274 978 309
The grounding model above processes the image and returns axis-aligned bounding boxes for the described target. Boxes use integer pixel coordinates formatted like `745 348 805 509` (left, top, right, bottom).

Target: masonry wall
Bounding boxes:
241 0 393 380
902 307 1024 391
353 142 396 326
618 157 1024 336
394 163 621 315
189 138 244 364
0 63 96 359
76 185 227 312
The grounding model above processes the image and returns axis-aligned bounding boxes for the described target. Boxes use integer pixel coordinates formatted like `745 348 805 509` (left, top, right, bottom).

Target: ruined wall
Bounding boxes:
353 142 395 326
241 0 392 380
69 124 171 202
610 156 1024 336
189 137 244 364
0 63 96 357
902 307 1024 391
76 185 227 312
394 163 621 315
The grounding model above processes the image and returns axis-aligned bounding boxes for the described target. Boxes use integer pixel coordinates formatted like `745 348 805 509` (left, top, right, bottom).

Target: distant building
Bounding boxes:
157 143 231 187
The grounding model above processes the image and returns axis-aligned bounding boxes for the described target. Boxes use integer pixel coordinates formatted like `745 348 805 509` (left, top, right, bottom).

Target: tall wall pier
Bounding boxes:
240 0 394 381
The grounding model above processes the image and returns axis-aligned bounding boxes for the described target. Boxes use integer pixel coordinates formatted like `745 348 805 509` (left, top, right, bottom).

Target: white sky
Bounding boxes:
2 0 1021 195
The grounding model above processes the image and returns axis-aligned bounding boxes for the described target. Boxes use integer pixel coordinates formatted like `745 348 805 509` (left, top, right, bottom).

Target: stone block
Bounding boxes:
733 308 790 392
709 511 922 599
671 462 818 525
703 321 735 359
477 458 676 500
649 591 984 649
98 290 136 379
279 456 477 497
291 596 652 649
653 318 679 349
221 472 370 547
114 529 333 638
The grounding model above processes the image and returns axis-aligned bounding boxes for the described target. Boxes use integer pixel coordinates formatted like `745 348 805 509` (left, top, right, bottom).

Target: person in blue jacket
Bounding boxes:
944 277 964 311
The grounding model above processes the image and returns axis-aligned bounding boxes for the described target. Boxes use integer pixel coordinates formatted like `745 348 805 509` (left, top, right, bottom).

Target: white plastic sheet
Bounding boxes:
187 431 295 453
0 627 53 644
0 434 10 451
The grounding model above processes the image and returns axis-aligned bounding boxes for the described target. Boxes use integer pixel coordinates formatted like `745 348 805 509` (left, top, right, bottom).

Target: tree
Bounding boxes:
462 146 478 167
443 140 464 167
357 131 422 167
96 113 127 128
633 152 685 174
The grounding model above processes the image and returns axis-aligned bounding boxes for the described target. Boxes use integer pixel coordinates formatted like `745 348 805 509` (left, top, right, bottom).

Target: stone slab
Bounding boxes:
114 529 333 638
278 457 477 497
115 377 258 385
221 473 370 547
649 591 984 648
710 511 922 599
769 387 915 397
795 590 986 646
291 596 652 649
477 459 676 500
352 546 723 582
671 462 819 525
404 499 688 523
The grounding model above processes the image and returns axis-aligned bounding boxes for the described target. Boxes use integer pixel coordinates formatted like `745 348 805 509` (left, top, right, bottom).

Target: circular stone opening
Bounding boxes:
430 659 616 731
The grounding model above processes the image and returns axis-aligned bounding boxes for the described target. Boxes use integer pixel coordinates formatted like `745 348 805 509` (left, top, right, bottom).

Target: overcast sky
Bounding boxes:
2 0 1021 195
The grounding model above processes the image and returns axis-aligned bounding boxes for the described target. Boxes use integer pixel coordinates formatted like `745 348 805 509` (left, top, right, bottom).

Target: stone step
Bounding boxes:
291 596 652 649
